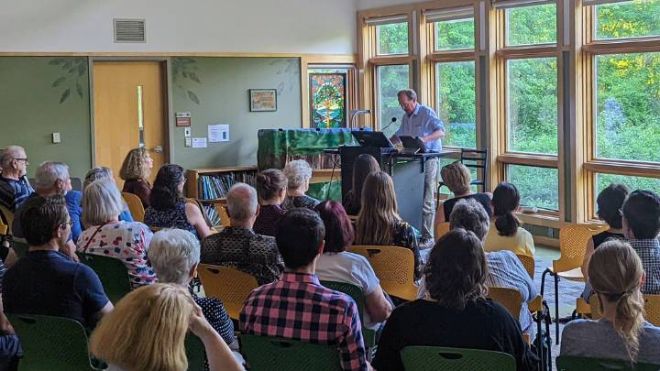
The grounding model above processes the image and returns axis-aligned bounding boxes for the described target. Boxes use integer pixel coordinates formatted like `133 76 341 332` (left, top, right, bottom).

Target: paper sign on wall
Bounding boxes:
192 137 207 148
208 124 230 142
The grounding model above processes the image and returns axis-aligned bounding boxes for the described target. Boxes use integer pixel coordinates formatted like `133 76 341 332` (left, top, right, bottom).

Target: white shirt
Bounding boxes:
316 251 381 328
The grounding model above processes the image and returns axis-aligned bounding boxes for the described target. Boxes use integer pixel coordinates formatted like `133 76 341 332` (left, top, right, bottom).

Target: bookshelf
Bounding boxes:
186 166 258 227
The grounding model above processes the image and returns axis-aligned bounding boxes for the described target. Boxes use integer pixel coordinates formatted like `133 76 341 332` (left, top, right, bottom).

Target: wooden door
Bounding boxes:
93 61 167 186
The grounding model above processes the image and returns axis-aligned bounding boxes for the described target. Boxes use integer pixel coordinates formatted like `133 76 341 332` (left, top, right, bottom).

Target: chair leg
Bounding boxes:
543 300 552 371
554 274 559 345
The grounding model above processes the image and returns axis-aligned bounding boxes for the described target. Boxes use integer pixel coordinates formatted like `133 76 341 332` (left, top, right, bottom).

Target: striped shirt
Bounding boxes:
240 272 368 371
0 176 33 211
629 239 660 294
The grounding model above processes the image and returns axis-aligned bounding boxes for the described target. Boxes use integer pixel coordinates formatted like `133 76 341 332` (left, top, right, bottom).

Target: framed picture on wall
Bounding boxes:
249 89 277 112
309 72 347 128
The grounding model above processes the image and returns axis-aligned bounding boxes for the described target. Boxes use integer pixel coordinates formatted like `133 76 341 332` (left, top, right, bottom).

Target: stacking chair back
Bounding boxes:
121 192 145 222
487 287 522 319
401 346 516 371
350 245 417 301
78 253 131 304
0 204 14 234
197 264 258 320
185 334 208 371
8 314 97 371
516 254 535 279
434 222 450 240
320 280 376 347
644 295 660 326
240 334 341 371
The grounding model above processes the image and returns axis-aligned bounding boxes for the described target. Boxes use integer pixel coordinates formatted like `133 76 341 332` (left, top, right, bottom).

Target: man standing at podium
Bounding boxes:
390 89 445 248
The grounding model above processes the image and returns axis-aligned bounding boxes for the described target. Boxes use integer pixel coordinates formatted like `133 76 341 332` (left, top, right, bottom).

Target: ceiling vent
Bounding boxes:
113 19 146 43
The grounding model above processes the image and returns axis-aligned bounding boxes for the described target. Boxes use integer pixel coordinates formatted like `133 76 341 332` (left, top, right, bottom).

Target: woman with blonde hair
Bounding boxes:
355 171 420 279
90 283 243 371
436 161 491 223
561 240 660 364
120 147 154 207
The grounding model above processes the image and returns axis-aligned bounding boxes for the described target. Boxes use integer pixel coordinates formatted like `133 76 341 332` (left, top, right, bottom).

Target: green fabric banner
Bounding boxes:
257 128 356 170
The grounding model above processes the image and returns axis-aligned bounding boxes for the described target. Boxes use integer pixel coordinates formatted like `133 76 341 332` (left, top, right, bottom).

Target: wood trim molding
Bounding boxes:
0 52 358 59
584 161 660 178
427 51 476 62
369 55 417 65
497 153 559 167
496 45 560 58
582 39 660 54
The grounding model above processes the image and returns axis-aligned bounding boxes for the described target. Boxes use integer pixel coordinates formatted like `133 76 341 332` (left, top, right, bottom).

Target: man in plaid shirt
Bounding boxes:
240 208 370 370
622 190 660 294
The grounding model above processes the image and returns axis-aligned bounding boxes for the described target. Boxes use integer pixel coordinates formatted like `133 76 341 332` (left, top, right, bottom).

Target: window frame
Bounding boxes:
493 0 563 218
425 5 480 149
581 0 660 221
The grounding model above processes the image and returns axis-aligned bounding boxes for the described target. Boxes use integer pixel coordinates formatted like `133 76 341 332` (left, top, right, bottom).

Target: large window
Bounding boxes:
505 3 557 46
499 1 560 211
584 0 660 219
428 7 478 149
507 165 559 210
377 22 409 55
595 0 660 40
507 57 558 154
376 64 410 137
594 52 659 163
436 61 476 148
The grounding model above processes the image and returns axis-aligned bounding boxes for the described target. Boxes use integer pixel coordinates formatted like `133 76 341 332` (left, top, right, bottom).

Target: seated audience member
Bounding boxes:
3 195 112 328
12 162 78 260
144 164 212 239
315 201 392 328
484 182 535 257
0 261 21 369
201 183 283 285
343 154 380 216
90 284 243 371
561 240 660 364
448 198 538 339
354 171 420 279
148 229 238 366
77 179 156 288
581 184 628 299
436 161 492 223
374 228 537 371
119 147 153 207
240 208 369 371
0 145 33 211
84 166 133 222
282 159 319 210
253 169 287 236
622 190 660 294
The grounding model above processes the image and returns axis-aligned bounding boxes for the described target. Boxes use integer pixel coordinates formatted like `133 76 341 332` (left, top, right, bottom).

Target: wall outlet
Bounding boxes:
184 127 192 137
185 137 192 147
52 132 61 143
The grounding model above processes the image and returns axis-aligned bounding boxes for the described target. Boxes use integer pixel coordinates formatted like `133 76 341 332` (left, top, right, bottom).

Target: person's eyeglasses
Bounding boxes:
14 158 28 163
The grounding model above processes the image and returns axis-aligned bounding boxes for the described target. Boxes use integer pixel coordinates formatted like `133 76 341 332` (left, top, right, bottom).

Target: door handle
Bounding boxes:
151 145 164 153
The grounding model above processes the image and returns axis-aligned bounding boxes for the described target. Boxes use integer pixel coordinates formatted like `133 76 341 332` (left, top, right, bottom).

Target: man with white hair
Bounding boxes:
0 145 33 211
12 162 79 260
201 183 284 285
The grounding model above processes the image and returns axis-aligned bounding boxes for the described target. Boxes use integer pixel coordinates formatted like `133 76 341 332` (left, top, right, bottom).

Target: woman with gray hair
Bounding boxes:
83 166 134 222
77 179 156 288
282 159 319 210
148 229 238 366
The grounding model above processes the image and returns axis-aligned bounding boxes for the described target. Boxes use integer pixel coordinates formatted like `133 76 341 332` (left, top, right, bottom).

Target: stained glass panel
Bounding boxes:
310 73 347 128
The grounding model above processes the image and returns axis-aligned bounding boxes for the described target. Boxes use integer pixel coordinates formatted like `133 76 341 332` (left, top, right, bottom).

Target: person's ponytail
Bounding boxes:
492 182 521 237
494 212 519 237
613 290 645 361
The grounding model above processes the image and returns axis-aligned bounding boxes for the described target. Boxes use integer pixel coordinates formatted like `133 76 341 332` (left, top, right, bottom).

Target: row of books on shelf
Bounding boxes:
198 172 256 200
203 205 221 227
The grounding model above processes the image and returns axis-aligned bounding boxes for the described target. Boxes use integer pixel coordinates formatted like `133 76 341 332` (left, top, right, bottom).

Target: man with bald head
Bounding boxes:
200 183 283 285
0 146 34 211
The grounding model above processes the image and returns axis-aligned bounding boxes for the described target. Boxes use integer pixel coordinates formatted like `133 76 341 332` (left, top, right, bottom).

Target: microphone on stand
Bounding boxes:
381 117 397 133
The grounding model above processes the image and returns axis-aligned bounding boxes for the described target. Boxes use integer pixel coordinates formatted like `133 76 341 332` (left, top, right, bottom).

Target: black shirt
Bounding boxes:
372 298 538 371
592 231 624 249
443 193 492 220
2 250 109 328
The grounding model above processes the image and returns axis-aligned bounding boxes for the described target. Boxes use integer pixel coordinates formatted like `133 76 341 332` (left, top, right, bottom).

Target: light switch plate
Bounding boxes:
184 127 192 137
52 132 61 143
185 137 192 147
